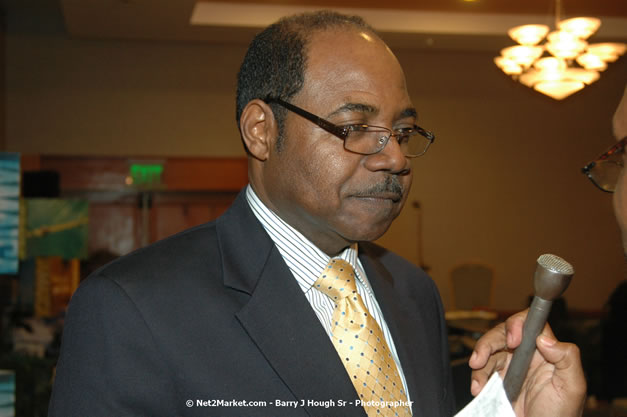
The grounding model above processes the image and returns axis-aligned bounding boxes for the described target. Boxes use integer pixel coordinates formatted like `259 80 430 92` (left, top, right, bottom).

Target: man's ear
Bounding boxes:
240 99 278 161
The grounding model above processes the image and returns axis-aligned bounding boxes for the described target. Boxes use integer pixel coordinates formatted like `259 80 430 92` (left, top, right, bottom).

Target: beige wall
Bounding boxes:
6 6 627 311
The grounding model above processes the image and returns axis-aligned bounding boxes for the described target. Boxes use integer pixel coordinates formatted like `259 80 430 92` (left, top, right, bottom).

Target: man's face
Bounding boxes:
612 86 627 254
259 29 415 255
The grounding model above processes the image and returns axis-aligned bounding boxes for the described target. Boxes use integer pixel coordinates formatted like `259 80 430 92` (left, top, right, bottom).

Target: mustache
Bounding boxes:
352 176 404 201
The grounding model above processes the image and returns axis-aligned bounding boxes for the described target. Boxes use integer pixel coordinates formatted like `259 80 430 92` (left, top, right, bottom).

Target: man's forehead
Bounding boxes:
306 27 388 62
614 85 627 140
303 31 407 82
298 26 412 118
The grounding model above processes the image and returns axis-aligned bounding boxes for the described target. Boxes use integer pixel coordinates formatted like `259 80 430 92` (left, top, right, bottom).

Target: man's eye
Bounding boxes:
396 126 414 131
394 128 415 140
346 124 369 132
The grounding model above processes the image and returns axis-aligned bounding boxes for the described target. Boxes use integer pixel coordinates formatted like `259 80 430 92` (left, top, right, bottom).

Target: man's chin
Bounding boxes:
342 219 396 243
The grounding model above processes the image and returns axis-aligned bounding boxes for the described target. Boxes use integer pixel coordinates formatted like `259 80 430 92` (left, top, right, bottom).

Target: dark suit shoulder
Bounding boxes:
51 262 179 417
74 220 235 337
92 220 220 288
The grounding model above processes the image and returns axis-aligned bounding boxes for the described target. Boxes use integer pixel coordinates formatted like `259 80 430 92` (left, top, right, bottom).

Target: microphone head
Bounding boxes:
533 254 575 300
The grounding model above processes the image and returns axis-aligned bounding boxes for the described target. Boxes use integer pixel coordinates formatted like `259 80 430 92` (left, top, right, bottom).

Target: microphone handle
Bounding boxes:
503 296 552 403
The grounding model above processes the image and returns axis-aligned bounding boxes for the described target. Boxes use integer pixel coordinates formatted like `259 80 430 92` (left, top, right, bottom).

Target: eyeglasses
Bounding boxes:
265 97 435 158
581 136 627 193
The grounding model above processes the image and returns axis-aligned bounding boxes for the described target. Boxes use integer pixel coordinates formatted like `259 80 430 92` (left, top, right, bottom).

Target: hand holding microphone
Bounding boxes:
469 254 586 417
502 254 575 402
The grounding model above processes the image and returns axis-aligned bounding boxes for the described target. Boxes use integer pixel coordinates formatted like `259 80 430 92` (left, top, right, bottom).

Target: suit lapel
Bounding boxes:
359 247 441 417
217 191 366 417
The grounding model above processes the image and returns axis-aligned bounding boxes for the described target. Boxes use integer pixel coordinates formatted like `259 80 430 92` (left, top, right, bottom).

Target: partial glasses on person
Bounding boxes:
265 97 435 158
582 136 627 193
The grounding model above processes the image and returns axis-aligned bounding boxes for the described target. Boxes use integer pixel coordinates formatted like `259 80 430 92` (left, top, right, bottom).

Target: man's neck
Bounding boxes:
246 184 353 257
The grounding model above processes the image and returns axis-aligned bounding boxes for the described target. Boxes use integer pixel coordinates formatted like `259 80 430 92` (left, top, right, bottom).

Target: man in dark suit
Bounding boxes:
49 11 585 417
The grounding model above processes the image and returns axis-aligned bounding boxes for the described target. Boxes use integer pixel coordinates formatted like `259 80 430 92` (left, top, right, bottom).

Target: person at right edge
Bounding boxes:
582 84 627 408
472 84 627 416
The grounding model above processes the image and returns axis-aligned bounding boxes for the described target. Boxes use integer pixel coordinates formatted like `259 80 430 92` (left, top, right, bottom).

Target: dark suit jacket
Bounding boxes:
49 190 455 417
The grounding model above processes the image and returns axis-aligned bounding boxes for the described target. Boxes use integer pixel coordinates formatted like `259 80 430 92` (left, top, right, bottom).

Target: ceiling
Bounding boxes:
198 0 627 15
58 0 627 51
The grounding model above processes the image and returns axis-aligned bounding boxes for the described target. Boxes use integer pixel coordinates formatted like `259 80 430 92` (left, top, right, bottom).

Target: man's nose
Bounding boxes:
363 136 410 175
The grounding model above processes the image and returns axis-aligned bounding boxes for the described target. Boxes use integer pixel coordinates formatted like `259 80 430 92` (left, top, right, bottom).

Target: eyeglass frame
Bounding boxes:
264 97 435 158
581 136 627 193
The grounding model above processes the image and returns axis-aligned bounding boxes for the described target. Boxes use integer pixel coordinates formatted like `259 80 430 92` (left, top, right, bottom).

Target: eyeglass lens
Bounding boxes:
344 128 431 157
588 146 625 192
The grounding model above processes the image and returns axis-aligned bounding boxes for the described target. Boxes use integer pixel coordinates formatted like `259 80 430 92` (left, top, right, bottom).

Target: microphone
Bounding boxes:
503 254 575 403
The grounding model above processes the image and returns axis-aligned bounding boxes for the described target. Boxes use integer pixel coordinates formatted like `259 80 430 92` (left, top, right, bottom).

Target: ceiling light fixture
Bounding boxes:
494 0 626 100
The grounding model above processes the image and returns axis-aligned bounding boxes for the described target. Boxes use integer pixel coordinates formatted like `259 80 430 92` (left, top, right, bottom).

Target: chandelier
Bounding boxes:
494 1 626 100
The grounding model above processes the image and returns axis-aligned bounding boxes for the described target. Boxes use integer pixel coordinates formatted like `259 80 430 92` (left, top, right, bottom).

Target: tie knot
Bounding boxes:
314 259 358 301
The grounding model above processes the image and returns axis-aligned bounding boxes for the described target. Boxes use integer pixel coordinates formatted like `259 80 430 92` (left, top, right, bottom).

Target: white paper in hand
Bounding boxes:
454 373 516 417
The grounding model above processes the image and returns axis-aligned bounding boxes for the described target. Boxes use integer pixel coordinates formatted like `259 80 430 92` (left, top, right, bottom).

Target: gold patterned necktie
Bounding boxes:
314 259 412 417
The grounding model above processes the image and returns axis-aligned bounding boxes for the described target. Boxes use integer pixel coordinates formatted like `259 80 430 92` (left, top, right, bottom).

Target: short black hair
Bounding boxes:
235 10 377 149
